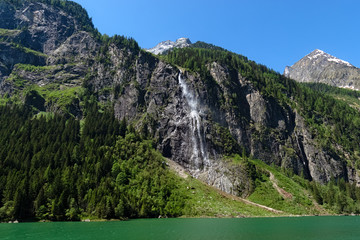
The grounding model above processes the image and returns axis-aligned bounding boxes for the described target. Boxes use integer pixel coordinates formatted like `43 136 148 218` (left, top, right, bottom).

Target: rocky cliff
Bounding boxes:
284 49 360 90
1 0 359 199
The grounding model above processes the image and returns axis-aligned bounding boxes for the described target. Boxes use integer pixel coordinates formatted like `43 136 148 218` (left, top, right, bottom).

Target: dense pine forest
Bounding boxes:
0 102 185 221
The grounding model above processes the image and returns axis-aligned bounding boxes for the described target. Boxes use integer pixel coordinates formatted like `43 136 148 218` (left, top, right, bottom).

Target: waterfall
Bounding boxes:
178 71 208 168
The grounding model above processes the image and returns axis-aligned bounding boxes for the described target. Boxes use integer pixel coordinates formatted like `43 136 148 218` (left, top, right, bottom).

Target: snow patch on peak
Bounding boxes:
339 85 359 91
307 49 327 60
176 38 191 45
146 38 192 55
314 49 325 54
306 49 353 67
327 57 353 67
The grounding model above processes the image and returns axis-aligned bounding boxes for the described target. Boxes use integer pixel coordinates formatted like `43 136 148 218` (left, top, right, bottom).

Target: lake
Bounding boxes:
1 216 360 240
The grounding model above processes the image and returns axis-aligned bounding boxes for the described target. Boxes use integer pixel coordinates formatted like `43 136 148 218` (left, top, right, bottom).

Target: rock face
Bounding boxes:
4 1 77 53
0 0 96 117
146 38 192 55
0 0 96 79
284 49 360 90
1 1 359 198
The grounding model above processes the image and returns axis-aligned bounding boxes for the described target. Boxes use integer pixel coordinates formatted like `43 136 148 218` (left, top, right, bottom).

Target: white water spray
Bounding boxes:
178 72 208 168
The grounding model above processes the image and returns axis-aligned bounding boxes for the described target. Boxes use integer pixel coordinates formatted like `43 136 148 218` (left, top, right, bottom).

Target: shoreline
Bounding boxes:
2 213 358 223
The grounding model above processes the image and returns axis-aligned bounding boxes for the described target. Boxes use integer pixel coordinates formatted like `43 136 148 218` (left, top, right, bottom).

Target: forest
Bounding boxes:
0 102 185 221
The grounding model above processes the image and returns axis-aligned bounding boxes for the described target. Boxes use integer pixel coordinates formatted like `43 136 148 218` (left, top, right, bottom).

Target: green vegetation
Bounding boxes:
6 73 28 88
10 42 48 58
303 82 360 110
245 158 360 215
15 64 55 73
0 103 294 222
310 177 360 214
0 103 186 221
27 84 84 112
99 34 140 53
247 159 325 215
211 123 242 155
191 41 226 51
0 28 20 37
180 175 278 217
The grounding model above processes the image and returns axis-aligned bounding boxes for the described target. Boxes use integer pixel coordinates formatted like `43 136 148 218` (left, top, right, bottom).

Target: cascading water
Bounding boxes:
178 71 208 169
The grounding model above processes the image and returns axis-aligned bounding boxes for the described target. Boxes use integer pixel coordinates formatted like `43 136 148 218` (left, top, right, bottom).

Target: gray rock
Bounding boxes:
284 49 360 90
47 31 99 65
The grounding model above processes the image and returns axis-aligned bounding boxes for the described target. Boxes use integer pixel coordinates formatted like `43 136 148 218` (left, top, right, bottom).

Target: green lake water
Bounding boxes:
1 216 360 240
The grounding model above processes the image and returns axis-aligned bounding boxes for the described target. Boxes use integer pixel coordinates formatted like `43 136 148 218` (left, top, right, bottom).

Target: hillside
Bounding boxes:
1 0 360 221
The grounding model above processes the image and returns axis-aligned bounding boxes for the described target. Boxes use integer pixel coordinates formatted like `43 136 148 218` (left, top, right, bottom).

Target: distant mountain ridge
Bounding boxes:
284 49 360 90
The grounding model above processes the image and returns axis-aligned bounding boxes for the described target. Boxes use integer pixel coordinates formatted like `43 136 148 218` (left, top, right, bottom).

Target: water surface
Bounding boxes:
1 216 360 240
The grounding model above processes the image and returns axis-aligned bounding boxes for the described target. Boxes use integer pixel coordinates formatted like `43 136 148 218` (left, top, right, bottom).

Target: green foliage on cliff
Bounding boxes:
191 41 226 51
303 82 360 110
0 28 20 37
10 42 48 57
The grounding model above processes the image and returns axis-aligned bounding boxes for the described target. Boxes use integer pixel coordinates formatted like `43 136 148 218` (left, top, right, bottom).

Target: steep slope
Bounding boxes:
2 0 360 221
284 49 360 90
160 48 360 186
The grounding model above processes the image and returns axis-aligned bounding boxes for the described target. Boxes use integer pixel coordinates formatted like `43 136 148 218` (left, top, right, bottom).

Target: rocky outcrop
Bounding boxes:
0 42 46 77
48 31 99 65
13 2 77 54
284 49 360 90
0 1 18 29
0 0 97 118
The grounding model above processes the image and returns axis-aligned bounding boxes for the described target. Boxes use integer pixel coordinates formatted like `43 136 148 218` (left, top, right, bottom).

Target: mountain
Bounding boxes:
146 37 192 55
1 0 360 221
284 49 360 90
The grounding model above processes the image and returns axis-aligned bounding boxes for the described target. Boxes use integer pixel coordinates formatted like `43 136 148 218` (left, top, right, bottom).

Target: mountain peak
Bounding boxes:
284 49 360 89
176 37 192 45
146 37 192 55
305 49 353 67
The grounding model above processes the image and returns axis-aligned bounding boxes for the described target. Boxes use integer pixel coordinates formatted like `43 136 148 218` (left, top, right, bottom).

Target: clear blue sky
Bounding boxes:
73 0 360 73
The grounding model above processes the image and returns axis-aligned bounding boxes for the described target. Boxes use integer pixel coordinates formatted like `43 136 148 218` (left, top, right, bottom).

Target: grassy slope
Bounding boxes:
173 157 332 218
248 159 331 215
180 176 278 218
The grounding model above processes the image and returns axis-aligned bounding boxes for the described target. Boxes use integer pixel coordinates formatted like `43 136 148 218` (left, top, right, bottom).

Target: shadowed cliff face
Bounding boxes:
0 0 358 197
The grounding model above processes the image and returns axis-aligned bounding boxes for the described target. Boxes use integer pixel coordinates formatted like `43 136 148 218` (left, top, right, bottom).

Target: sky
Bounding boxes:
73 0 360 73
